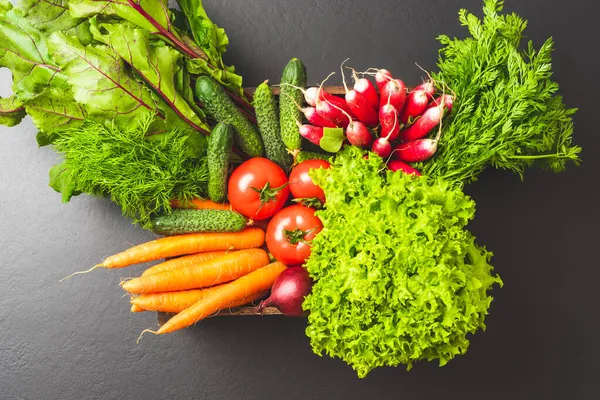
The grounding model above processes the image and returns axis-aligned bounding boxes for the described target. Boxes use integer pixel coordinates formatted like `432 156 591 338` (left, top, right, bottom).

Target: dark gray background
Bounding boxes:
1 0 598 399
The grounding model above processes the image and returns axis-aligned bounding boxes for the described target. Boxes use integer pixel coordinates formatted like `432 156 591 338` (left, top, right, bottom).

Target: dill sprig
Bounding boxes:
421 0 581 185
52 116 209 228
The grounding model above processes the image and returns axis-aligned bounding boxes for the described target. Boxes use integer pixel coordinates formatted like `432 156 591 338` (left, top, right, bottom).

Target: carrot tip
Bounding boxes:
59 263 102 282
137 329 159 344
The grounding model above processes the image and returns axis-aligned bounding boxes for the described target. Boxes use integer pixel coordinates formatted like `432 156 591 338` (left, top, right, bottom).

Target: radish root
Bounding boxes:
59 263 102 282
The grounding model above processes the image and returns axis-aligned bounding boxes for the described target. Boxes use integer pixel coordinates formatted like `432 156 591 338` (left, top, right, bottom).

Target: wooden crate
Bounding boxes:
157 86 344 325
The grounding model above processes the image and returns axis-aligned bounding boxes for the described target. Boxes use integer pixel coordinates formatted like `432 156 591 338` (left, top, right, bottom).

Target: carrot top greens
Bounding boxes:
421 0 581 184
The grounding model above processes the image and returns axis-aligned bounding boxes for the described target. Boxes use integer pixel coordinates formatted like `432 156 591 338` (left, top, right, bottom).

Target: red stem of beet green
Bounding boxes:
126 1 253 110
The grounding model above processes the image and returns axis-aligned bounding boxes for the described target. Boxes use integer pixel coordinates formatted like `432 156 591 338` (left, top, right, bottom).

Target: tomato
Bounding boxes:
228 157 290 220
288 159 330 203
266 205 323 265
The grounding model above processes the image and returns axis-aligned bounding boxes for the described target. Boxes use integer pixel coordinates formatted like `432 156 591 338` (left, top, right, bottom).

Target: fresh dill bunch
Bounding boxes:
420 0 581 185
51 116 209 229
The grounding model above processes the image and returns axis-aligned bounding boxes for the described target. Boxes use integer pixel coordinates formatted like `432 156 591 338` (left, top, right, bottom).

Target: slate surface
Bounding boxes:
0 0 599 399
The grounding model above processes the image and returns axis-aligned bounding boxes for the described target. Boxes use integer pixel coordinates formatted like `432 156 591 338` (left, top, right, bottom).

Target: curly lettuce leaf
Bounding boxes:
89 18 210 133
303 146 502 378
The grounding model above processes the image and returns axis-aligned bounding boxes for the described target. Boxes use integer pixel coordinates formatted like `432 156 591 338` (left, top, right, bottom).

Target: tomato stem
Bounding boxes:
284 228 317 245
251 182 289 211
292 197 323 209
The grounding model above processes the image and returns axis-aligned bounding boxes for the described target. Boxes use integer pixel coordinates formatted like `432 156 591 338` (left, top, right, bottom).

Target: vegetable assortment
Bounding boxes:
1 0 581 379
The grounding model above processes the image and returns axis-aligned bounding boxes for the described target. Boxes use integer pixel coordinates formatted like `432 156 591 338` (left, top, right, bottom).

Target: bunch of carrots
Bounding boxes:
68 199 286 337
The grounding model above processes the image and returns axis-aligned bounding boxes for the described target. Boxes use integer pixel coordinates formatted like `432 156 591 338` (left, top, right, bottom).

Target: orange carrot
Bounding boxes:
131 288 268 313
131 304 145 313
170 198 231 211
63 228 265 279
122 248 270 294
141 262 287 336
141 250 230 277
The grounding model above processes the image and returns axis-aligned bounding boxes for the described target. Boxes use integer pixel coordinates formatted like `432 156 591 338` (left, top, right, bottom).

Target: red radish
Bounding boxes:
316 95 350 127
317 89 353 116
379 79 407 111
414 81 435 100
257 266 312 317
304 87 319 106
345 91 378 126
283 85 351 114
426 94 454 112
387 160 421 176
340 64 378 127
394 138 438 162
379 104 400 142
346 121 373 147
280 84 319 107
297 121 324 145
398 103 444 142
375 69 393 91
351 69 379 109
301 106 339 128
399 89 429 125
371 137 392 158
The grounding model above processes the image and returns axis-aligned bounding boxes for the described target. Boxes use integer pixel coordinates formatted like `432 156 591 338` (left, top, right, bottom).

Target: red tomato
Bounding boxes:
228 157 290 220
288 160 330 203
266 205 323 265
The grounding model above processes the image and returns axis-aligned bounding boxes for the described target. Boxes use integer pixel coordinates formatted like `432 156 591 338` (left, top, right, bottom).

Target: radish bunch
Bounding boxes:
294 64 454 176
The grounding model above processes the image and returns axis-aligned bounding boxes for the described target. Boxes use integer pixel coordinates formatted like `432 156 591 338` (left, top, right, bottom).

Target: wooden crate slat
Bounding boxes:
245 85 345 96
157 307 282 326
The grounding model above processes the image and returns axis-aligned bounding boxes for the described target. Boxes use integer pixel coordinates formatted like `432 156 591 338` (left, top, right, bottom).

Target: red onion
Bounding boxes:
257 266 313 317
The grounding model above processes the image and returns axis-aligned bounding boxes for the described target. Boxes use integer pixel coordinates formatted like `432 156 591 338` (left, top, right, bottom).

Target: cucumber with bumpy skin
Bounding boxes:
151 209 246 235
195 76 264 157
208 122 234 202
296 151 332 163
279 58 307 151
253 81 292 171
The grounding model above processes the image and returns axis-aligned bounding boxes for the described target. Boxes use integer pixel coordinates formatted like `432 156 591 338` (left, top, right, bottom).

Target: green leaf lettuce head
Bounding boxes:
303 146 503 378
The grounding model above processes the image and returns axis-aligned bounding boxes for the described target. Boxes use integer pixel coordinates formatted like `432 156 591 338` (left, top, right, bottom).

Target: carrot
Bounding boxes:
122 248 270 294
131 304 145 313
131 288 268 313
62 228 265 279
141 250 230 277
140 262 287 336
170 198 231 211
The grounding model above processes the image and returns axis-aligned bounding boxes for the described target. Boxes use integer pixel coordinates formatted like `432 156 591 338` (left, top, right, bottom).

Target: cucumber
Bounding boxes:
252 81 293 171
296 151 333 163
208 122 234 202
279 58 307 151
151 209 246 235
195 76 264 157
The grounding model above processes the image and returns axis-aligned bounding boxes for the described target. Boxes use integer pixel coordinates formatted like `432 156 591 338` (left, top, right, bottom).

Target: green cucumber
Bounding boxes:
252 81 293 171
195 76 264 157
279 58 307 151
151 209 246 235
208 122 234 202
296 151 333 163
